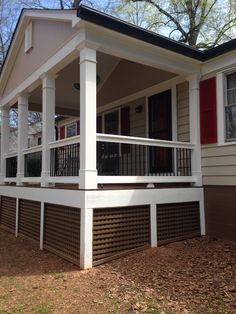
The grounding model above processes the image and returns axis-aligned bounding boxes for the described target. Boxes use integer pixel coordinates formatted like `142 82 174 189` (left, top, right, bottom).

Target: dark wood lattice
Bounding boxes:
93 206 150 266
18 199 41 241
0 196 16 232
44 203 80 265
157 202 200 245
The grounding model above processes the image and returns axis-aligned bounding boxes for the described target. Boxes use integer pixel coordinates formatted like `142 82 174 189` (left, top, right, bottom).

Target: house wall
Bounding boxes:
176 81 190 142
3 19 77 98
204 186 236 241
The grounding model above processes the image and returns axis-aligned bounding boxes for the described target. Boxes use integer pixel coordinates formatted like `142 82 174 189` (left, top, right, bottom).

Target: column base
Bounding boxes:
192 171 202 186
79 169 97 189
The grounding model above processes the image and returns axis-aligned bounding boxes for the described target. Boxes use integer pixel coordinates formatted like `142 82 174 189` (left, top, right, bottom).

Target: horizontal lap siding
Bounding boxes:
44 203 80 265
177 82 190 143
18 199 41 241
202 145 236 185
93 206 150 266
0 196 16 232
157 202 200 245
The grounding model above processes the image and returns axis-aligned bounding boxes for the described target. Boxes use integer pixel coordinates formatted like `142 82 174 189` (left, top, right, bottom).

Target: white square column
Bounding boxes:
0 108 10 183
189 76 202 186
79 47 97 189
17 94 29 185
41 74 56 187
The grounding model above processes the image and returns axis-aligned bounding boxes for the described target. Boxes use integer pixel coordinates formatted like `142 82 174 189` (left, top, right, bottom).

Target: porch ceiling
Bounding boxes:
29 51 176 115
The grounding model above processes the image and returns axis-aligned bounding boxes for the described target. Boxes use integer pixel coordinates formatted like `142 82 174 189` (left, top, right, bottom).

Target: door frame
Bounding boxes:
145 84 178 174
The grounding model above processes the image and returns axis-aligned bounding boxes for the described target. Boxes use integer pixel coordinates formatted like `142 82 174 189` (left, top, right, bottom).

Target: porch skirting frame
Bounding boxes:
0 185 204 268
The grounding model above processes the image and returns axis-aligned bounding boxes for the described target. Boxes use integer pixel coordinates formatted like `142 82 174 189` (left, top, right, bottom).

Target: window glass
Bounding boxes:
225 73 236 141
37 137 41 145
104 111 119 134
66 124 76 138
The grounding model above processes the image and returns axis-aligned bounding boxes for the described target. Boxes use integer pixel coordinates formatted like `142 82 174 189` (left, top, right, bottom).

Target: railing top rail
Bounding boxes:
49 135 80 149
96 133 195 149
22 145 42 155
3 151 17 158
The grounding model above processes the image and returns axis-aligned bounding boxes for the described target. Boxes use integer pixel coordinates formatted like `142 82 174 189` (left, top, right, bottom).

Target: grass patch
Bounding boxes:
35 305 51 314
52 272 64 280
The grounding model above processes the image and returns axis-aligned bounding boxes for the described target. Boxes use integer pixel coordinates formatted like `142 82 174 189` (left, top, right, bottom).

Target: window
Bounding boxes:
225 72 236 141
37 137 42 145
66 124 76 138
104 111 119 134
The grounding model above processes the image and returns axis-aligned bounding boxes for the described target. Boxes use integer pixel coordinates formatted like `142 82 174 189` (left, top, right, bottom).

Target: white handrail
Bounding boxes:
96 133 195 149
23 145 42 155
49 135 80 149
3 151 17 158
48 134 194 150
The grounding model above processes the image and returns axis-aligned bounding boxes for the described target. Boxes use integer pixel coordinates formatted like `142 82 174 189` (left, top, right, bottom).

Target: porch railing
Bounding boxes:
4 134 195 184
97 134 193 177
5 152 17 178
47 134 195 184
49 135 80 177
23 146 42 178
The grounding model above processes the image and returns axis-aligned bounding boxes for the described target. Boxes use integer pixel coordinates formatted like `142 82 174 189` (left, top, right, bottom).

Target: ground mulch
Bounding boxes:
0 229 235 314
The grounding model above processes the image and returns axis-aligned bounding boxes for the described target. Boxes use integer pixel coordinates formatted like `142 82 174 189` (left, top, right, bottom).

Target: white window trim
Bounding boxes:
217 67 236 146
65 122 77 138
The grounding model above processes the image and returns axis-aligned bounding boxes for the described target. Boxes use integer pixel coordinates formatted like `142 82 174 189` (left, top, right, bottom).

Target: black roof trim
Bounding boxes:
77 5 236 62
77 5 204 61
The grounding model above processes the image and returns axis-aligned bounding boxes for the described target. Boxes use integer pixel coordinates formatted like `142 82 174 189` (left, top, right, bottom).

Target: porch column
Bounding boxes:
188 76 202 186
17 94 29 185
41 73 56 187
0 108 10 183
79 47 97 189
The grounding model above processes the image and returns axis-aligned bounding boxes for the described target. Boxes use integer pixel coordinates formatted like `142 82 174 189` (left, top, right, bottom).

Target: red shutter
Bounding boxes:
121 106 130 153
200 77 217 144
77 120 80 135
60 126 65 140
97 116 102 133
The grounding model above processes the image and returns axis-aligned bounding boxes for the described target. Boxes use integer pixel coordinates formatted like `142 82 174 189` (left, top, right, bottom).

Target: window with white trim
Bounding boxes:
66 123 76 138
225 72 236 141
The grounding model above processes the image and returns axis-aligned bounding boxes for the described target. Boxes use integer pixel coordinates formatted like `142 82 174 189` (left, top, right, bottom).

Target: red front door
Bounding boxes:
148 90 173 174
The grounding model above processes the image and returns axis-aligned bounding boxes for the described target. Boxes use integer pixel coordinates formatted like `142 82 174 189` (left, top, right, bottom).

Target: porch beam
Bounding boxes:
188 76 202 186
41 73 56 187
0 108 10 183
79 47 97 189
17 93 29 185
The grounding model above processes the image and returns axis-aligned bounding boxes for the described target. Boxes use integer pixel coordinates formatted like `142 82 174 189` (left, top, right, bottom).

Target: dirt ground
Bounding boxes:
0 229 235 314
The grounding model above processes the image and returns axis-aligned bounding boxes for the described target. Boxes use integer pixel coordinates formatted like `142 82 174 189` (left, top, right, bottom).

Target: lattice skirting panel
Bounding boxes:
18 199 41 242
0 196 16 233
157 202 200 245
93 206 150 266
44 203 80 265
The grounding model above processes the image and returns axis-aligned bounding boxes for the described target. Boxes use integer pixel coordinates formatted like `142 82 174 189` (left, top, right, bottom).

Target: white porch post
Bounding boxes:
80 206 93 269
150 204 157 247
189 76 202 186
17 94 29 185
0 108 10 183
79 47 97 189
41 74 55 187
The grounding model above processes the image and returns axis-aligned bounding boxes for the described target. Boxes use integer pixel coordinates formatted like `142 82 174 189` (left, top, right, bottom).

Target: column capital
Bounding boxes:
40 73 57 90
80 47 97 64
17 93 29 106
186 74 201 82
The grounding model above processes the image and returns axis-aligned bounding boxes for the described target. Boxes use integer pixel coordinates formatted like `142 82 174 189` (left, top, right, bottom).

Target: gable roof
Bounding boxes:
77 5 236 62
1 4 236 87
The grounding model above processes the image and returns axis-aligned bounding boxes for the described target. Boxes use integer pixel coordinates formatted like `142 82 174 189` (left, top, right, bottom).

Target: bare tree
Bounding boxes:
127 0 236 48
